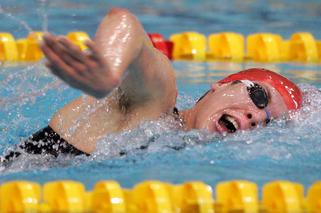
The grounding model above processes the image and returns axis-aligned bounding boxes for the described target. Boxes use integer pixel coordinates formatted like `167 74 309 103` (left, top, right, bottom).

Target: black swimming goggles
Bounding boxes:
240 80 271 124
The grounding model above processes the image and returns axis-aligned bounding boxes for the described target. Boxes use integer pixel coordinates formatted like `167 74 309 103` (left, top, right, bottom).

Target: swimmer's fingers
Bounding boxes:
42 34 66 60
55 36 105 68
43 34 89 77
42 34 103 93
42 39 89 86
46 60 94 91
41 38 71 74
58 37 88 63
85 40 104 62
42 34 117 97
42 34 71 67
59 38 109 76
53 37 90 75
57 37 102 73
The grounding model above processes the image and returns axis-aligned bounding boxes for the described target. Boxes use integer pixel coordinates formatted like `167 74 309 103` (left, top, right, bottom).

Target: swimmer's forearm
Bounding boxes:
41 8 154 99
93 8 150 85
93 8 177 107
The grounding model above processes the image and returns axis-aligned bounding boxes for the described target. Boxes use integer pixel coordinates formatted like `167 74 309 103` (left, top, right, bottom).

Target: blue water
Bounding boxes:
1 0 321 191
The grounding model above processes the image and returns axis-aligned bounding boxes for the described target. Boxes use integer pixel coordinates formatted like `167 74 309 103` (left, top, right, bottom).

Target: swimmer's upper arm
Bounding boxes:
118 42 177 112
94 8 177 112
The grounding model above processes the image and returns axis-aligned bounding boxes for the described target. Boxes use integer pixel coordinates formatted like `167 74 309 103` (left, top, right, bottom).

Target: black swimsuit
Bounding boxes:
1 126 87 165
1 107 182 165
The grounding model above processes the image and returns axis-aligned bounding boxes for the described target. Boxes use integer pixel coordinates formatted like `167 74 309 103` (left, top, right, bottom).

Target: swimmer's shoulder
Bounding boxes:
49 95 96 129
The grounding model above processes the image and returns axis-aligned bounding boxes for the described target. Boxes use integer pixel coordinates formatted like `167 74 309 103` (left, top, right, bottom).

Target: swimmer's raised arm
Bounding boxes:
42 8 177 153
41 8 177 109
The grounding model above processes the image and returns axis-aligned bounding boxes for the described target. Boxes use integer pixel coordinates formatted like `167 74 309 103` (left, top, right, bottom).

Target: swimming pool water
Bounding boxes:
1 0 321 190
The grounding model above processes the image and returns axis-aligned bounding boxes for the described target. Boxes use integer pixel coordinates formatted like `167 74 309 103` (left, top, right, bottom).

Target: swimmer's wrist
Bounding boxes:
91 73 121 99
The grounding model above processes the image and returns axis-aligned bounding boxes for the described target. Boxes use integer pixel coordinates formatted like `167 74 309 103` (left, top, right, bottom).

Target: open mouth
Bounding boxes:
218 114 239 133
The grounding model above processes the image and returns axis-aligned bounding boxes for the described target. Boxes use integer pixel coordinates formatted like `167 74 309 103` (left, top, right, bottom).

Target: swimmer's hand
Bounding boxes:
41 33 120 98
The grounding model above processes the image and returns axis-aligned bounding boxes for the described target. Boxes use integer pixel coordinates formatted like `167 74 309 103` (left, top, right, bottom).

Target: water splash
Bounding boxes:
37 0 49 32
1 60 321 189
0 62 61 108
0 6 33 33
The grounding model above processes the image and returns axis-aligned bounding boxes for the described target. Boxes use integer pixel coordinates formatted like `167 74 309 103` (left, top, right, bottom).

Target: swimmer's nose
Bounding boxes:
245 110 267 129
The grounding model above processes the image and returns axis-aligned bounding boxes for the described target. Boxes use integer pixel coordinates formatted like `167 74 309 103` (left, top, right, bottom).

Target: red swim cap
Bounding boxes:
218 68 302 110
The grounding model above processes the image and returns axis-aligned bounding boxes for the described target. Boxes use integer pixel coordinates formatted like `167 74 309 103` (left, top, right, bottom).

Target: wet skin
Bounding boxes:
181 81 288 134
41 8 289 154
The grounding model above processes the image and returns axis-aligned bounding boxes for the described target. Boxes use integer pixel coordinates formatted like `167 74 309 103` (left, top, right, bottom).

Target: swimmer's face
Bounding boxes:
192 80 288 134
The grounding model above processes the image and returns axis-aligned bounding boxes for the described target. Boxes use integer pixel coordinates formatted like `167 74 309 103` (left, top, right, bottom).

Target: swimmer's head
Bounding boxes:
185 68 302 134
217 68 302 110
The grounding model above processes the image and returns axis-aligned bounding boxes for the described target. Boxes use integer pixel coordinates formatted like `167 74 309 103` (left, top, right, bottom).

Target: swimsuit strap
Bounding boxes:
173 107 179 116
173 107 184 127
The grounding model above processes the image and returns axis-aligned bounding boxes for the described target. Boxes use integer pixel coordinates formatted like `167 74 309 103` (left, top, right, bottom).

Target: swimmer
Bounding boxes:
1 8 302 163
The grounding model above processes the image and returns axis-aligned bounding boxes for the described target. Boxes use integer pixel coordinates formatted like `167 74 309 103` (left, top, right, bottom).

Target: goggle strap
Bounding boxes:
264 108 271 121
